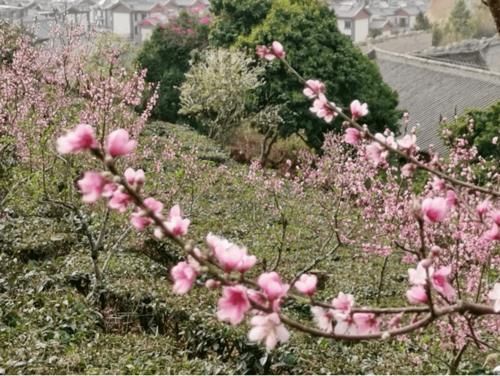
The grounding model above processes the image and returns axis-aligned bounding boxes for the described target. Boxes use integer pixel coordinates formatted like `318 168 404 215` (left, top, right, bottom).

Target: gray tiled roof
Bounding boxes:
371 48 500 154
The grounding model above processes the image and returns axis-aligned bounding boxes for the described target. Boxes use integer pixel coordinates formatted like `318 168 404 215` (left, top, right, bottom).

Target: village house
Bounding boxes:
329 1 370 43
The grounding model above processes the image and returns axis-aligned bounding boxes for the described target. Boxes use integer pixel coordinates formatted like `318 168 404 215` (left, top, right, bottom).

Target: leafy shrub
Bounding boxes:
441 101 500 160
179 48 265 142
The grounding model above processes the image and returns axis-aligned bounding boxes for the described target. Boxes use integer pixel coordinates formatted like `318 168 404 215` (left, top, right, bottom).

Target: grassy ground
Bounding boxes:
0 122 494 374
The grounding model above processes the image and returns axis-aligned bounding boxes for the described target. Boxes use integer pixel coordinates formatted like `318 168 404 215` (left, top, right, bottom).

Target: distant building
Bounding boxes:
330 1 370 43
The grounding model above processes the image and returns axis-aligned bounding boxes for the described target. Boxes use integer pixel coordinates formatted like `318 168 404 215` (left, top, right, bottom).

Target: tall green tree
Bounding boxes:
210 0 400 150
137 12 209 122
414 11 431 30
447 0 474 39
209 0 272 46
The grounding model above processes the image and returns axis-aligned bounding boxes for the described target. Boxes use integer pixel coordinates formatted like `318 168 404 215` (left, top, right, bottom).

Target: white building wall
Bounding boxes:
354 18 369 42
337 18 353 39
141 26 153 42
113 11 130 36
408 15 416 29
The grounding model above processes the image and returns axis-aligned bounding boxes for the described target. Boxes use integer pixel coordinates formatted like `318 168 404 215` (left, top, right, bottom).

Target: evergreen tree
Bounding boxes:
414 11 431 30
448 0 474 39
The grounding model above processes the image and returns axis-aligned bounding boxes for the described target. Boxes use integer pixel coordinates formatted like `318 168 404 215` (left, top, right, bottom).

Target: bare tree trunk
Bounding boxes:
484 0 500 33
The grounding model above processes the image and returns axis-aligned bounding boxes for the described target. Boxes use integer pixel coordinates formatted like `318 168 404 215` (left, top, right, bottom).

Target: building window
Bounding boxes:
399 17 407 27
344 20 351 30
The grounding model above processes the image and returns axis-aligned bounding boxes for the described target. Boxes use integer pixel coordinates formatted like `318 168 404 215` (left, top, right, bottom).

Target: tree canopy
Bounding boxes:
210 0 400 150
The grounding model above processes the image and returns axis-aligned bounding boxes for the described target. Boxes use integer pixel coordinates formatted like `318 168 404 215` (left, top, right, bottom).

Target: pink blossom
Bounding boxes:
487 283 500 312
491 209 500 226
164 204 190 237
56 123 97 154
431 177 446 192
257 272 289 301
216 285 251 325
397 134 417 151
303 79 325 99
124 168 145 187
77 171 107 203
476 200 491 218
365 141 387 166
294 274 317 296
105 129 137 158
248 313 290 351
108 190 132 213
236 253 257 273
102 183 117 198
205 279 221 289
170 261 197 295
431 266 456 300
271 41 285 59
310 94 337 123
311 306 334 333
333 312 357 336
445 190 458 208
401 163 416 177
255 41 285 61
352 312 379 335
344 127 362 145
256 45 272 60
130 197 163 230
406 285 428 304
483 223 500 242
421 197 449 223
130 214 151 231
206 233 255 273
408 262 433 285
199 16 211 25
332 292 355 313
350 100 368 119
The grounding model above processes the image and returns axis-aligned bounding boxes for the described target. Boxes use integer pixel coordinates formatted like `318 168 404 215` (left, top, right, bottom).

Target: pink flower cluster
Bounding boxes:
311 293 379 335
256 41 286 61
58 125 190 240
406 261 456 304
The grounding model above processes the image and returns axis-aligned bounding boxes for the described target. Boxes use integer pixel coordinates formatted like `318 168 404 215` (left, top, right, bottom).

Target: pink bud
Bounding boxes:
271 41 285 59
294 274 317 296
124 168 145 187
205 279 221 289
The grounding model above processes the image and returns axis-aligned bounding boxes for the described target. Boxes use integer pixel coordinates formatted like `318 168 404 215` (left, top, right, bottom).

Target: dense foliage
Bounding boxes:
442 101 500 160
137 12 209 122
210 0 400 150
414 11 431 31
179 48 265 142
